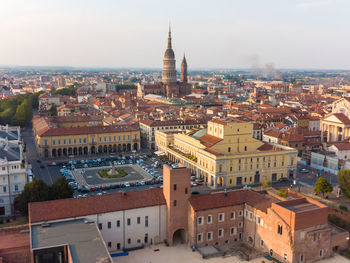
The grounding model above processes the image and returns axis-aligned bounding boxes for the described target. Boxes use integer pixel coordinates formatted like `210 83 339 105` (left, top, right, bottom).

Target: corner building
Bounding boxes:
156 119 298 188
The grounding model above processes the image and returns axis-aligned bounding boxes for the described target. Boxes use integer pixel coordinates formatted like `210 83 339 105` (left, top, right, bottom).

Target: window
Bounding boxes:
128 238 131 244
185 188 188 194
174 184 177 191
230 212 235 220
228 147 231 152
284 253 287 260
239 210 243 217
197 233 203 242
137 217 141 224
63 139 66 145
117 243 120 250
3 186 6 193
116 220 120 227
108 242 111 248
277 224 283 235
14 185 19 192
260 239 264 247
218 229 224 238
83 138 86 143
207 215 212 224
127 218 131 226
173 200 177 206
74 138 77 144
53 140 55 145
145 216 149 227
300 254 304 262
44 140 47 146
207 232 213 241
198 216 203 225
137 239 141 243
98 223 102 230
230 227 236 235
69 139 71 144
107 222 111 229
218 213 224 222
239 233 242 240
238 222 243 228
244 146 247 151
256 216 260 224
319 250 323 257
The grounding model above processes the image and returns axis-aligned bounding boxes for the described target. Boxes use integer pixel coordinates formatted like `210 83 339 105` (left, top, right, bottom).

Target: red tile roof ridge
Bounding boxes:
29 188 165 224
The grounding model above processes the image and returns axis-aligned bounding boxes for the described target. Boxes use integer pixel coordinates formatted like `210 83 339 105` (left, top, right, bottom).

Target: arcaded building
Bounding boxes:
156 119 298 188
29 165 348 263
137 27 192 99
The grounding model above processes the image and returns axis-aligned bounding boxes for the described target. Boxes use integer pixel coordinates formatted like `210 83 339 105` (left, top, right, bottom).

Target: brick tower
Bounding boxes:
163 164 191 245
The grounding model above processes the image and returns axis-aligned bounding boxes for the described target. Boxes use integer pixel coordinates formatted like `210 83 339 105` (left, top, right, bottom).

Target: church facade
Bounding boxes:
137 27 192 98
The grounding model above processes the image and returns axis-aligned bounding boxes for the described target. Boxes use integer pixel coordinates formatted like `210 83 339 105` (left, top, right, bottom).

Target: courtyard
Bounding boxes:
113 244 350 263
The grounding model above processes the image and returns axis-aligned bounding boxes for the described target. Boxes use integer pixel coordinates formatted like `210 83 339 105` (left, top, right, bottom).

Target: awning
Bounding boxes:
154 150 166 156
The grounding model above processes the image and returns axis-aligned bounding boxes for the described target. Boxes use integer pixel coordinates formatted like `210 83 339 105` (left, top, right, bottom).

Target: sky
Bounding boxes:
0 0 349 70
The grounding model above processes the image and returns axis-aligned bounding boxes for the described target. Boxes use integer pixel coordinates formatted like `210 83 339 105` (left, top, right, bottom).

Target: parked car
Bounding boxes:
300 168 309 173
278 177 290 183
124 182 130 187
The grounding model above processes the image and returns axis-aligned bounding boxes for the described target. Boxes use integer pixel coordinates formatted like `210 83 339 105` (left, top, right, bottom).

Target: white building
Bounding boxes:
29 188 167 252
0 126 27 217
139 119 207 149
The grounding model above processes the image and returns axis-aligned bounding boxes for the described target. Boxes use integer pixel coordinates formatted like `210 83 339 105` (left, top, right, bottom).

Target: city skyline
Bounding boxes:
1 0 350 70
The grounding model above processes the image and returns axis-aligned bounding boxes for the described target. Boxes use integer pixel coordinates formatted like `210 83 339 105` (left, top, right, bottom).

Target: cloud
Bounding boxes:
296 0 343 9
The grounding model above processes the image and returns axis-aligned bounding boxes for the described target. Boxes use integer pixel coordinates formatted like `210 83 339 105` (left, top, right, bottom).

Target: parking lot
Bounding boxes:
52 154 165 198
72 164 152 186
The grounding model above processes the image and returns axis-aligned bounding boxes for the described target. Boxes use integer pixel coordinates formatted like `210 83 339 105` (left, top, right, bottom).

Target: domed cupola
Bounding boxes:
162 25 177 83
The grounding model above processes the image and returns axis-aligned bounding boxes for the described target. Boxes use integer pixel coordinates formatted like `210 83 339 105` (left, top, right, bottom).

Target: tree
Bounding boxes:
16 178 50 215
48 105 57 116
338 169 350 198
314 177 333 197
13 98 32 127
50 177 74 200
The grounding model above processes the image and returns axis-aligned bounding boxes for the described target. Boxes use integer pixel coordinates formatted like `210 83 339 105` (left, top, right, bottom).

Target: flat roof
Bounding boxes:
279 199 321 213
31 219 111 263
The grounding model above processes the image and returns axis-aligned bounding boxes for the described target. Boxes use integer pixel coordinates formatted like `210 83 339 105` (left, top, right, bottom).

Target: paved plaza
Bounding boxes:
71 164 153 187
114 244 350 263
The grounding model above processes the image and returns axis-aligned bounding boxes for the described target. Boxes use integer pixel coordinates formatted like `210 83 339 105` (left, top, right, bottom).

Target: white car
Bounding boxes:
124 182 130 187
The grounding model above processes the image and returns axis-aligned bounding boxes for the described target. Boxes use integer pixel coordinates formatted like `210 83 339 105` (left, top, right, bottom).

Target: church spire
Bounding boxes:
181 53 188 83
168 23 172 49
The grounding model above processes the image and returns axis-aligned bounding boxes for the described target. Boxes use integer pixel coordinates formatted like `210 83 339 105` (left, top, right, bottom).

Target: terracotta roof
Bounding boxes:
37 124 139 137
333 113 350 125
50 115 103 123
198 134 222 147
210 119 228 125
140 118 207 127
264 129 283 138
189 189 273 213
282 133 305 142
257 143 283 152
204 147 223 156
29 188 165 224
331 142 350 151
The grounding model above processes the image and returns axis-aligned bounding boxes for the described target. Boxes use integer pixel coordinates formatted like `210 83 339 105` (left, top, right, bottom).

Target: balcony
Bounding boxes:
168 145 197 162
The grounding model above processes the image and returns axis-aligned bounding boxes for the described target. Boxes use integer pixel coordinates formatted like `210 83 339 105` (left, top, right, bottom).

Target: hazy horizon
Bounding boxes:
1 0 350 70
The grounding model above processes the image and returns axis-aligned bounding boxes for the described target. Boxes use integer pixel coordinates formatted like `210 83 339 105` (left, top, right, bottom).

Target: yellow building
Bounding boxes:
156 119 297 188
33 116 140 158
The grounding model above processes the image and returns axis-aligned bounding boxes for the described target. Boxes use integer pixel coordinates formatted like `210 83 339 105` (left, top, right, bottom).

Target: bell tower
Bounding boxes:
180 54 188 83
